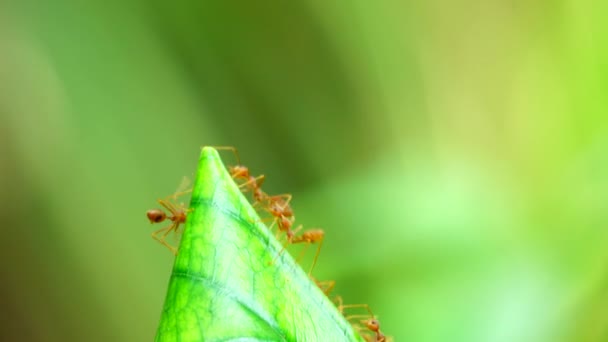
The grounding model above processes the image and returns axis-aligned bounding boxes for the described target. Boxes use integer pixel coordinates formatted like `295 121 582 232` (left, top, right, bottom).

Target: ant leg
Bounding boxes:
346 314 374 322
255 174 265 188
288 224 303 243
267 193 292 208
158 198 191 218
270 225 303 265
334 296 365 318
172 176 192 196
155 177 194 203
357 331 374 342
152 223 178 255
158 199 179 216
238 174 265 191
342 304 374 316
292 236 324 276
339 303 376 324
161 190 192 211
334 295 344 312
165 222 183 254
161 224 179 255
316 280 335 296
294 243 311 266
247 215 276 233
266 217 278 233
256 216 277 229
269 238 290 265
349 322 373 341
252 198 268 208
210 146 241 165
268 193 291 202
242 176 268 206
270 235 292 265
167 189 192 201
308 235 324 276
340 303 374 316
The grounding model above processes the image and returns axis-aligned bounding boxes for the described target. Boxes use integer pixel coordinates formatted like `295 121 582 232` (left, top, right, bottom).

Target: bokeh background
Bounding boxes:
1 1 608 341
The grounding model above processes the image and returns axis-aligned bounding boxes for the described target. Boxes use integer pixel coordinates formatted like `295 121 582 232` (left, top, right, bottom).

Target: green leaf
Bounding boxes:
155 147 365 341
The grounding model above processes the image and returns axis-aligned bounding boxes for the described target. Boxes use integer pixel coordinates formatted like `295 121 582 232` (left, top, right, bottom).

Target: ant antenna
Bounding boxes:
209 145 242 165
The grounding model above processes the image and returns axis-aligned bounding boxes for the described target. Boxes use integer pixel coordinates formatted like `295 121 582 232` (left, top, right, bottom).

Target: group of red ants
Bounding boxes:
146 146 390 342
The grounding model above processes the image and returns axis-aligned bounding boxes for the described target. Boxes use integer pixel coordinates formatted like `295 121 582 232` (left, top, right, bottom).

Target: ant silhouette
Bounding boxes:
335 297 391 342
146 186 192 255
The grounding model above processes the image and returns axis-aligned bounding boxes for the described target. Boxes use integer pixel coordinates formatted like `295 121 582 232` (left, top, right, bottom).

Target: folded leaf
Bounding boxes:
155 147 365 341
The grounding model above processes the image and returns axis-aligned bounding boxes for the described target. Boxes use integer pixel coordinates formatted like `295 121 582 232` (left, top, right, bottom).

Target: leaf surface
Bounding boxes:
155 147 365 342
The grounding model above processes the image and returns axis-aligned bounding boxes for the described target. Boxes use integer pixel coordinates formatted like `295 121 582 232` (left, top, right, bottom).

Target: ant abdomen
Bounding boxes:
147 209 167 223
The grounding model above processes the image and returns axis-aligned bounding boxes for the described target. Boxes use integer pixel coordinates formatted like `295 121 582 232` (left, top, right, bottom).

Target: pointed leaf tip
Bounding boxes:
155 147 365 342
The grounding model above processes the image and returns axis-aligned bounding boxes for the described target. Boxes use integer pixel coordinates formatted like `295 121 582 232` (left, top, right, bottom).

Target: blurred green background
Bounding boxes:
1 0 607 341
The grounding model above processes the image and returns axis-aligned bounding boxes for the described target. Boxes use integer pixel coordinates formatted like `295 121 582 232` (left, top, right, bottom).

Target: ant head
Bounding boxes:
230 165 249 175
361 318 380 332
147 209 166 223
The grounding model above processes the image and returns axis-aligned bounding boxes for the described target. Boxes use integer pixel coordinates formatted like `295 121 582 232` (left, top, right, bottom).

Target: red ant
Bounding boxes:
259 194 325 276
358 318 389 342
261 194 297 241
212 146 267 204
146 190 191 255
335 297 390 342
263 194 295 237
213 148 298 226
212 147 304 251
213 147 325 277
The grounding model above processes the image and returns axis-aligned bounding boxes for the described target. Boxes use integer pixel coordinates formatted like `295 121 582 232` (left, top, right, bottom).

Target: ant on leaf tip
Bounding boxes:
198 146 388 340
211 146 269 206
